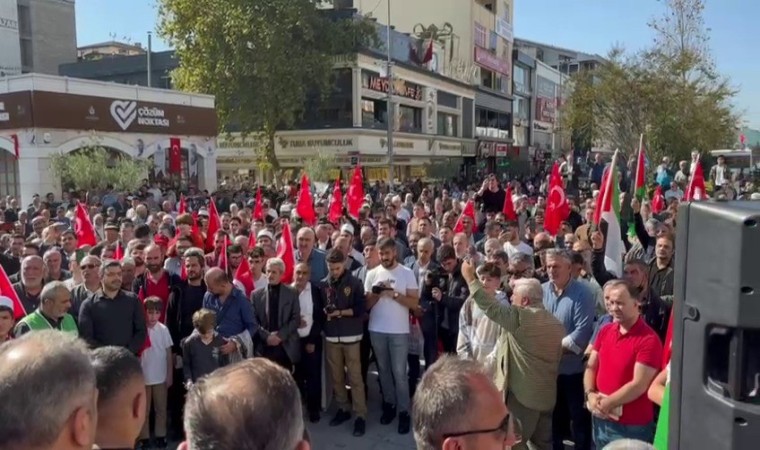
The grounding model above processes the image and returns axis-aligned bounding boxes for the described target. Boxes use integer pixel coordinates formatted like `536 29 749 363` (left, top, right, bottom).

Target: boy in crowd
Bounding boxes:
0 296 14 343
138 296 174 450
182 308 227 386
456 262 509 374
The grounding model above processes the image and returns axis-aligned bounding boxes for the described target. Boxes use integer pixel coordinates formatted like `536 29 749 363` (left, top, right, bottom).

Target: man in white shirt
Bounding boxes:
364 237 419 435
502 221 533 259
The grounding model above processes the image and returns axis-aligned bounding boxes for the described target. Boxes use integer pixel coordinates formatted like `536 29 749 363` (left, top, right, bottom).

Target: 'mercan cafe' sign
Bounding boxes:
362 71 423 101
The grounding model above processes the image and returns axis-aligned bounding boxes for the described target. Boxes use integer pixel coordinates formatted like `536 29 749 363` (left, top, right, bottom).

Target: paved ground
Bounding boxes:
307 370 415 450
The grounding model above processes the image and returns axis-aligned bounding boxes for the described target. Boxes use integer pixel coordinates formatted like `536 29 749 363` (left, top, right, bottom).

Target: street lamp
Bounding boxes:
385 0 395 190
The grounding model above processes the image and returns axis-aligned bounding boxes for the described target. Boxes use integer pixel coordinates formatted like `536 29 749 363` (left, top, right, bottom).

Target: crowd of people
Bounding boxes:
0 150 708 450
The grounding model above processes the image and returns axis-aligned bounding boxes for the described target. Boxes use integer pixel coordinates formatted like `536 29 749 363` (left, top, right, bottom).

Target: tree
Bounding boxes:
302 150 338 183
562 0 735 161
158 0 377 175
51 147 151 193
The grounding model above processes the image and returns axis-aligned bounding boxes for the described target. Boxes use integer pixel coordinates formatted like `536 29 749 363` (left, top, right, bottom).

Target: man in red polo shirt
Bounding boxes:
583 279 662 448
133 243 183 323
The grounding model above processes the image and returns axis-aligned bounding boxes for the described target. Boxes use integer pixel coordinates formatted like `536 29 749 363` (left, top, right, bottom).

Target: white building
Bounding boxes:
0 74 218 205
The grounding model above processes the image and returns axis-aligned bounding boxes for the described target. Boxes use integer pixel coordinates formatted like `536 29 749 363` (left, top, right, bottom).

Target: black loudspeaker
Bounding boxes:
671 201 760 449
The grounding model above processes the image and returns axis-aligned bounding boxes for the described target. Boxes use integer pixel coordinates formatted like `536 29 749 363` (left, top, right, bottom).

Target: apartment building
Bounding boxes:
4 0 78 75
514 37 604 75
338 0 515 175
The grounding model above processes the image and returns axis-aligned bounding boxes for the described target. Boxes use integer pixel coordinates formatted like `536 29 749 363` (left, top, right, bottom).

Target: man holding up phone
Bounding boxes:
365 237 419 435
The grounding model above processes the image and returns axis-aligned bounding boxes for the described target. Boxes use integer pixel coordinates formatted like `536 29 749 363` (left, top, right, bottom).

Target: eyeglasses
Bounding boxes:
441 413 522 445
80 264 97 270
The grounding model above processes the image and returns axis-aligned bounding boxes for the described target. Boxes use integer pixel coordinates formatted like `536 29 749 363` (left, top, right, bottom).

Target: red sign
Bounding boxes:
474 47 510 76
740 134 746 144
535 97 556 124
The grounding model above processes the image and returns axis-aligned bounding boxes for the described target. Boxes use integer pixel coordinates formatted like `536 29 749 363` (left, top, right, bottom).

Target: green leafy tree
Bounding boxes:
302 150 338 183
51 147 152 193
562 0 735 161
158 0 378 175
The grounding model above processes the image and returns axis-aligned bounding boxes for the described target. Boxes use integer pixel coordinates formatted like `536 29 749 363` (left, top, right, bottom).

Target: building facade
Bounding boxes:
511 50 534 167
15 0 77 74
60 49 176 89
343 0 514 177
0 74 218 204
513 37 604 75
217 47 478 183
77 40 146 61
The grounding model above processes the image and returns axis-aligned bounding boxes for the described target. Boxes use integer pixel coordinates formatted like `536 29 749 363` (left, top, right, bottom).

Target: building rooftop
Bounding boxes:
513 37 605 62
0 73 214 108
78 40 145 52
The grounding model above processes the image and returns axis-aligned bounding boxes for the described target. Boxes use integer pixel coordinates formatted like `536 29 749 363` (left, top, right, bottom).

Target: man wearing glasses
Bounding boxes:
412 355 522 450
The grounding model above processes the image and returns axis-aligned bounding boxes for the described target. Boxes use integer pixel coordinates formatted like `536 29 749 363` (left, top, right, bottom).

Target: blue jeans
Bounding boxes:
370 331 410 412
592 417 654 448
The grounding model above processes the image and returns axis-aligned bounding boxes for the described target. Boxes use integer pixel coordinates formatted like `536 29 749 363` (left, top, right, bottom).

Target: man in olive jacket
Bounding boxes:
461 258 565 450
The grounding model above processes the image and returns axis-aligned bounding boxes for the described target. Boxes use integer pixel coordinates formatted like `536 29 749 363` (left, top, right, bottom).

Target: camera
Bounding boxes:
424 268 449 290
324 304 337 315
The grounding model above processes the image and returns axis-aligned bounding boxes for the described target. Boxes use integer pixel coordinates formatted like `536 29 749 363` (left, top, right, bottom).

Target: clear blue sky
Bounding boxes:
75 0 758 128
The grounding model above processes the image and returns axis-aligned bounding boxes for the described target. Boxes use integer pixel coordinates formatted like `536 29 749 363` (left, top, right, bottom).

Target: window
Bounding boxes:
362 98 387 129
502 2 511 22
514 96 529 120
437 91 458 109
513 65 527 92
0 153 18 198
398 105 422 133
437 113 458 137
474 23 487 49
480 68 495 90
489 31 498 51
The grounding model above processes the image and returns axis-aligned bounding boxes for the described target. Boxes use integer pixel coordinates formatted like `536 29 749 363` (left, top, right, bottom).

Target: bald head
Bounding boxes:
0 331 97 450
182 358 307 450
204 267 229 286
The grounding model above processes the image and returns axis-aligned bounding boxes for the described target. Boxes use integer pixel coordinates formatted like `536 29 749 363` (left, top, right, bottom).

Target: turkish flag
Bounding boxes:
502 185 517 221
169 137 182 175
252 187 264 220
328 179 343 224
234 256 255 297
0 263 26 320
346 166 364 218
10 134 19 160
114 241 124 261
685 160 707 201
74 201 98 248
276 221 296 284
295 173 316 226
453 200 477 234
205 199 221 252
544 162 569 236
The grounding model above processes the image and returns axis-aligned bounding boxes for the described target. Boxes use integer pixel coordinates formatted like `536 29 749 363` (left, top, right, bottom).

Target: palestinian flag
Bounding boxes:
594 150 624 277
634 134 647 201
654 382 671 450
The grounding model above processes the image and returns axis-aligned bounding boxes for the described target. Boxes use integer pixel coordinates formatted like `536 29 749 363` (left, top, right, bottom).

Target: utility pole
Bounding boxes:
385 0 394 190
147 32 153 88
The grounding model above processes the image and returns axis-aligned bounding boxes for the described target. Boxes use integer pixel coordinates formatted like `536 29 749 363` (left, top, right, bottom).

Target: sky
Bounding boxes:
75 0 759 128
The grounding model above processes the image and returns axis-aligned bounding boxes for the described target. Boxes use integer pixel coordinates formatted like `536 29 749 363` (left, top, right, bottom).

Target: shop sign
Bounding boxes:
438 142 462 152
277 136 355 151
363 72 423 101
474 47 510 75
380 138 415 150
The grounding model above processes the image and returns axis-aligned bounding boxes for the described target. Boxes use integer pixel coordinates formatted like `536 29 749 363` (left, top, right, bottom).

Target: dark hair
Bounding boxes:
377 237 397 251
135 224 151 239
143 295 162 312
326 248 346 264
23 242 40 254
89 346 143 407
119 219 134 228
476 262 501 279
249 246 265 258
436 244 457 262
227 244 243 255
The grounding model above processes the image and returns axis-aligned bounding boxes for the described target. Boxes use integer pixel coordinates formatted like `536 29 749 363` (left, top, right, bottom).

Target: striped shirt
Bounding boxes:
469 280 566 413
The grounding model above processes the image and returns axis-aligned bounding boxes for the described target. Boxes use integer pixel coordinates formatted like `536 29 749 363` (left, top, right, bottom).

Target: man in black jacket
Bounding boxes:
293 262 326 423
321 248 368 437
165 247 206 439
431 244 469 353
